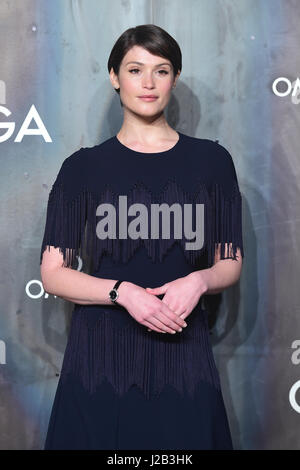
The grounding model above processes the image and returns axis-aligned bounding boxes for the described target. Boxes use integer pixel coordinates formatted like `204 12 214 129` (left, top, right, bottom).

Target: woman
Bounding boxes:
40 24 244 450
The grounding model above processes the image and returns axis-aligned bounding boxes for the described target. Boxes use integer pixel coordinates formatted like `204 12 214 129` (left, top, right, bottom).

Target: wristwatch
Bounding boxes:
109 280 125 304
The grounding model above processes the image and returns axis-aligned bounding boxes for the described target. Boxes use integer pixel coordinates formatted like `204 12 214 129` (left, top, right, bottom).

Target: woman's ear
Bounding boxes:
109 67 120 91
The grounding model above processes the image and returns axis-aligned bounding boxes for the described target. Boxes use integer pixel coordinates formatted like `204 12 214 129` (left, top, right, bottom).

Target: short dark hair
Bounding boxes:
107 24 182 100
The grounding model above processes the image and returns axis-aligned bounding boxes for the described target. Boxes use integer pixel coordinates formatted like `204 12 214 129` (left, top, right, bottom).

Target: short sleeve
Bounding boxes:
40 150 87 268
207 142 244 266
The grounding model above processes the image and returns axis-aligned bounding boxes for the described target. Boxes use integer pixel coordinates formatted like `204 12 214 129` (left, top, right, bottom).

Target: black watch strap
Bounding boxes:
113 280 123 290
109 280 125 303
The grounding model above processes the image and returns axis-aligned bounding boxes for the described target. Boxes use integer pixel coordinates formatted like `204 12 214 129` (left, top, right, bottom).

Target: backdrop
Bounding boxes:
1 0 299 450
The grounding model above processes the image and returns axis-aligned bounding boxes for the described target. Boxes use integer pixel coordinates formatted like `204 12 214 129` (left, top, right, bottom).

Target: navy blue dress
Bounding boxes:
40 131 244 450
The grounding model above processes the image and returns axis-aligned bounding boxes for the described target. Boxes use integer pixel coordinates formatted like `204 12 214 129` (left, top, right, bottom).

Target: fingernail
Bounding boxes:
183 323 187 327
179 328 182 332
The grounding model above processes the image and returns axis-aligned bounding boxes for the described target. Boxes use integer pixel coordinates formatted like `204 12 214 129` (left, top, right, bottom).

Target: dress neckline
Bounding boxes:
114 131 183 157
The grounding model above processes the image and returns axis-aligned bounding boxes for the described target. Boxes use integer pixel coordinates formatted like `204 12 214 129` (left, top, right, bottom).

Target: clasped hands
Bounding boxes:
144 271 208 334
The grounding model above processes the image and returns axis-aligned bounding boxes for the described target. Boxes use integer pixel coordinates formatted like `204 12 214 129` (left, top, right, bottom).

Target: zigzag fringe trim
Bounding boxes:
59 306 221 400
40 178 244 271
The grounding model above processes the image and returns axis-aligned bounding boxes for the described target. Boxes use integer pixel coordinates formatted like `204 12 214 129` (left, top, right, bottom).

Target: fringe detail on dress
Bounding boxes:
40 181 87 268
59 306 221 400
207 180 244 266
40 178 244 270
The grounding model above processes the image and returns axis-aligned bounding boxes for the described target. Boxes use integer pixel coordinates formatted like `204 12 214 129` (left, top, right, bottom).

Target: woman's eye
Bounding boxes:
128 69 169 75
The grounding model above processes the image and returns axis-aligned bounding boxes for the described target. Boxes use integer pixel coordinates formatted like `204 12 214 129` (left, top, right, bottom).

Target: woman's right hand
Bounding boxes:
116 281 187 334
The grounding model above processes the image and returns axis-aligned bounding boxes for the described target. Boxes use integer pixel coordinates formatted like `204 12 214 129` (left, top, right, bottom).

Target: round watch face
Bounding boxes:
109 289 118 301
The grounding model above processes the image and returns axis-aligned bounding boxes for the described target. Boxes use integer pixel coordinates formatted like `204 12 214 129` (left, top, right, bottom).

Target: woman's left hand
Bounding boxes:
145 271 208 330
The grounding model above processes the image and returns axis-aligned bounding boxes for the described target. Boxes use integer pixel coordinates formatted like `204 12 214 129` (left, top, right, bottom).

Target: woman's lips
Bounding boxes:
138 96 158 101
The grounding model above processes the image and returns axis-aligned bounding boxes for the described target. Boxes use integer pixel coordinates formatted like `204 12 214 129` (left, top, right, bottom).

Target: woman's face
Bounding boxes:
110 45 180 117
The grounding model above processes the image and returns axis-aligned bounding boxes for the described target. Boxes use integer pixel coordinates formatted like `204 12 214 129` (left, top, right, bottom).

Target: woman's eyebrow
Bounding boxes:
125 61 171 67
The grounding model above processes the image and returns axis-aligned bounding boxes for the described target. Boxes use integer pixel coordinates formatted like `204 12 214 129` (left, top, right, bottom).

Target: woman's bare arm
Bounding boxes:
40 245 187 333
40 246 132 305
189 244 243 295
